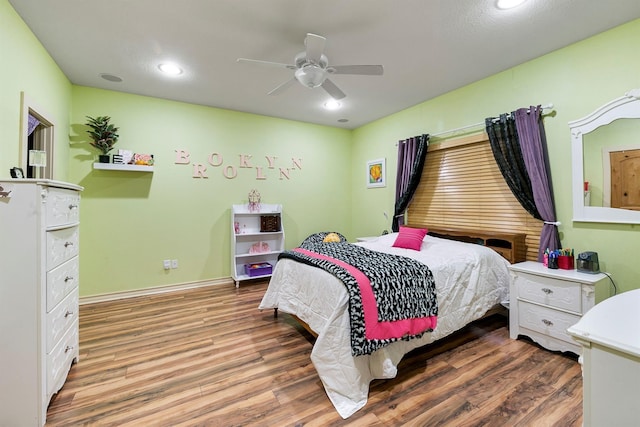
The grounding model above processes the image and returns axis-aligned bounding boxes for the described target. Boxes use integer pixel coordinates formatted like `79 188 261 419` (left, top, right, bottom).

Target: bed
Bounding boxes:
258 229 518 418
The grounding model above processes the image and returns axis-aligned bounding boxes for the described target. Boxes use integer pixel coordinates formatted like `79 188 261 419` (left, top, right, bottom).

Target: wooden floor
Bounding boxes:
46 281 583 426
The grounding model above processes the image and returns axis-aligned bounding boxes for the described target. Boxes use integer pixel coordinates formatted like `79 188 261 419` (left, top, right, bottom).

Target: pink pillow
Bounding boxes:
392 226 428 251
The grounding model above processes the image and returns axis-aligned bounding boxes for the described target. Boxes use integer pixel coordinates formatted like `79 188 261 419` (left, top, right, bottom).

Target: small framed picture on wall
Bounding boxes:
366 158 385 188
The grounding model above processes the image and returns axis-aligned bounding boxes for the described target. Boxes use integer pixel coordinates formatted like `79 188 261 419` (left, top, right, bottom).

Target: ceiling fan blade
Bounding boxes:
237 58 296 70
268 78 297 96
321 78 346 100
329 65 384 75
304 33 326 63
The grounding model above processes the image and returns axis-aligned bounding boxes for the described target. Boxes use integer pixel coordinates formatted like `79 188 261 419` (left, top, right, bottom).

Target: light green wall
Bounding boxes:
0 0 72 179
3 0 639 297
70 87 351 295
352 19 640 295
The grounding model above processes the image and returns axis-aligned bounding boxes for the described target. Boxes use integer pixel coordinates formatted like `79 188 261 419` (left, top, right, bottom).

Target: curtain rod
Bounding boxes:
429 103 554 138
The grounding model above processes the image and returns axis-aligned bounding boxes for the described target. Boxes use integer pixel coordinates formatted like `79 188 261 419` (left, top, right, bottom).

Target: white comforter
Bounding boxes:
258 233 511 418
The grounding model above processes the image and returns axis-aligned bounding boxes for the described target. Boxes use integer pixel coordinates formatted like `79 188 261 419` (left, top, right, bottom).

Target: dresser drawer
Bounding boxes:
518 300 580 344
46 187 80 227
47 290 78 353
47 225 79 270
515 273 582 313
47 321 78 398
47 256 79 312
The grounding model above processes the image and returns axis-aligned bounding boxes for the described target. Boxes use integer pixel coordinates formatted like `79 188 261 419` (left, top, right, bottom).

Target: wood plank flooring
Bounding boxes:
46 281 583 426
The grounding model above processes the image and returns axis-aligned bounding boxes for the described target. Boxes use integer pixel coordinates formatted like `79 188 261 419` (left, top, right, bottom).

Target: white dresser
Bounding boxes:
0 180 82 426
509 261 609 355
568 289 640 427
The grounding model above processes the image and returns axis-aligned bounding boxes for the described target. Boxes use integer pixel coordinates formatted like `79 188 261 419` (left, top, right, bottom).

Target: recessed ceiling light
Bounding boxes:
496 0 526 9
323 100 342 110
158 63 183 75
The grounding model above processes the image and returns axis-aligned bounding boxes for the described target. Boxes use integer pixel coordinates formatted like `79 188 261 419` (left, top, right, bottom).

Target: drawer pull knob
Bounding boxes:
64 241 74 247
65 345 74 353
64 276 74 282
542 319 553 326
68 204 78 210
541 288 553 294
65 310 74 318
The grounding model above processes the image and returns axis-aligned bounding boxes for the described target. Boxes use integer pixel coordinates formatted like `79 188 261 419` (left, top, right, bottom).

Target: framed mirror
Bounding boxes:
569 89 640 223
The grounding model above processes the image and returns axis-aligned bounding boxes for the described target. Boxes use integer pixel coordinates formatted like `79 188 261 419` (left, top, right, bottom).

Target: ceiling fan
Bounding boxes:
237 33 384 100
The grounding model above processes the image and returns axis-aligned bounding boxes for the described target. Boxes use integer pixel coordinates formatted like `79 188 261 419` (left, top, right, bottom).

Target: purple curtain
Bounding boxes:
28 114 40 136
486 114 540 220
514 106 560 260
393 134 429 232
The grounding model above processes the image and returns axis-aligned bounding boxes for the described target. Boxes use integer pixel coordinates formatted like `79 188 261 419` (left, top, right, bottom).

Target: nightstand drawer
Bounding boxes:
518 301 580 344
515 273 582 313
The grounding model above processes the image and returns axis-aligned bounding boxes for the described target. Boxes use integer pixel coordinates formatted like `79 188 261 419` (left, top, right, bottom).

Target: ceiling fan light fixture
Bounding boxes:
323 99 342 110
295 65 326 88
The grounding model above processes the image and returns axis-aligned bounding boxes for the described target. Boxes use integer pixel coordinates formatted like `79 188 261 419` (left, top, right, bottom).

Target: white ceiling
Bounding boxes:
9 0 640 129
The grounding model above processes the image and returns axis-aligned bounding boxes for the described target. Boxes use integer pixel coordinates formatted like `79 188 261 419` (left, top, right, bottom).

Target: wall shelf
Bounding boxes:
93 163 154 172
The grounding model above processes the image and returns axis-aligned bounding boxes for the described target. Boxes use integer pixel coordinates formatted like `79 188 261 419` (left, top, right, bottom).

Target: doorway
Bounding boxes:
20 92 54 179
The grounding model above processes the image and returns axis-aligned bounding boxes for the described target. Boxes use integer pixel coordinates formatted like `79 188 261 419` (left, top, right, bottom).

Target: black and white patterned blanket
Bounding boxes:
278 232 438 356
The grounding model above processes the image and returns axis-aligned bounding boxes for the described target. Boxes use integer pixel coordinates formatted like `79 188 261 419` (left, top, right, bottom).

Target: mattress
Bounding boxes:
258 232 511 418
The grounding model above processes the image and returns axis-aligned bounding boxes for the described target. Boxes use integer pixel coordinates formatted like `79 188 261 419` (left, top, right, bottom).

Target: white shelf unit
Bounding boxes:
231 204 284 287
93 163 154 172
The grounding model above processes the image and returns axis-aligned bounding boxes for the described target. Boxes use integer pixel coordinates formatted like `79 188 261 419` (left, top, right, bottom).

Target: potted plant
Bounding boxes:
85 115 119 163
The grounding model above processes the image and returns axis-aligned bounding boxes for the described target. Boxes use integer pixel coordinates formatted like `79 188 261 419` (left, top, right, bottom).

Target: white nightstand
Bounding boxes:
509 261 609 355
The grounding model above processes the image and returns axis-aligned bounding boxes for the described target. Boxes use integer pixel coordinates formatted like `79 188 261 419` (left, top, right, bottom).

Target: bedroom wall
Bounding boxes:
0 0 72 180
69 88 352 296
2 0 352 298
351 18 640 296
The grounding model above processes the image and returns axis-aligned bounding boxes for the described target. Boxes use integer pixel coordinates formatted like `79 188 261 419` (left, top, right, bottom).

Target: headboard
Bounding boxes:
427 227 526 264
407 133 542 262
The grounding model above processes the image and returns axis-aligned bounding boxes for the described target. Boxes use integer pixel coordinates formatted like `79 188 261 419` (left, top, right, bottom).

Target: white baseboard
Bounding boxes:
79 277 234 305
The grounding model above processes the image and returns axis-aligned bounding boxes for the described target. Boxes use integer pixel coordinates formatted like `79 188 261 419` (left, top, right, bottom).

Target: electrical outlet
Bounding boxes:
171 259 178 269
163 260 171 270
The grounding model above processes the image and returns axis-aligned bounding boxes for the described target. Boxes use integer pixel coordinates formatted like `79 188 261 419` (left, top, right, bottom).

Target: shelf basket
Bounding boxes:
260 215 281 232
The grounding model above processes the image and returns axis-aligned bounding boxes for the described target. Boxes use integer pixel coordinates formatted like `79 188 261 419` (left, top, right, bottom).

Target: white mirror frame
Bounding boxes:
568 89 640 224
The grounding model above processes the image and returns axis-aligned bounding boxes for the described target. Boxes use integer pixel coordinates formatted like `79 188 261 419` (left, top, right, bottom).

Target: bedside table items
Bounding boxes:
543 248 574 270
576 251 600 273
